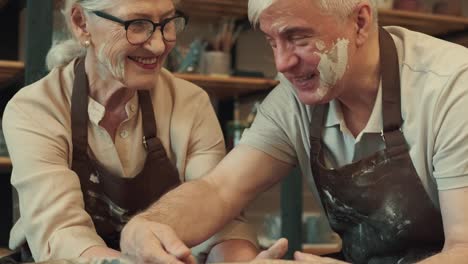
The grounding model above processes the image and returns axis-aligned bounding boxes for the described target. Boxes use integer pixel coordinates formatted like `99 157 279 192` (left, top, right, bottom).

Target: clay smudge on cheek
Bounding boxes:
315 84 329 99
315 40 326 51
315 38 350 87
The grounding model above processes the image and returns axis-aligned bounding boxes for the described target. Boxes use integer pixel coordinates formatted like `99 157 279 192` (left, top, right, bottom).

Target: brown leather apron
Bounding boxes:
70 59 181 249
309 28 444 264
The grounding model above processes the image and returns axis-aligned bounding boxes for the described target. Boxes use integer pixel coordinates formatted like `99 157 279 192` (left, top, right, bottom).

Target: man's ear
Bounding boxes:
352 2 374 47
70 5 90 44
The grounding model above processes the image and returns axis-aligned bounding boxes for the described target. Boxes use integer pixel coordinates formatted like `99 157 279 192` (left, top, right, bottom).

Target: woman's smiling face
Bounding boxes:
85 0 178 90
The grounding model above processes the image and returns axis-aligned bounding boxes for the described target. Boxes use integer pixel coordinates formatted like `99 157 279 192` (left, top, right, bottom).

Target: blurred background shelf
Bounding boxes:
0 60 24 88
379 8 468 36
179 0 248 19
173 73 278 99
178 1 468 38
0 60 278 99
0 157 11 172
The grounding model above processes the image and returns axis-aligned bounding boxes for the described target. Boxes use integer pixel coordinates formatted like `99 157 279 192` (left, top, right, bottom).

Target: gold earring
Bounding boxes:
84 40 90 47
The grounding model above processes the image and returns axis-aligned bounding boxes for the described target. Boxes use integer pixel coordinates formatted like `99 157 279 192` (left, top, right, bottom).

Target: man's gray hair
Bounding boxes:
46 0 180 70
248 0 378 28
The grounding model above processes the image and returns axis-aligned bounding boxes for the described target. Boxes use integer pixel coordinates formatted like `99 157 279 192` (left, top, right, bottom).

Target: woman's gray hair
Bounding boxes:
248 0 378 28
46 0 180 70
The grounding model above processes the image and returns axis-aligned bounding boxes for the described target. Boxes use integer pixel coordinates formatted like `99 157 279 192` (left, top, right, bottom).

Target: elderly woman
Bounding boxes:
2 0 260 262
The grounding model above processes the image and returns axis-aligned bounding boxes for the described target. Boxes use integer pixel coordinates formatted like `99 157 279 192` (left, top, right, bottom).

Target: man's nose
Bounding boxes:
274 46 298 73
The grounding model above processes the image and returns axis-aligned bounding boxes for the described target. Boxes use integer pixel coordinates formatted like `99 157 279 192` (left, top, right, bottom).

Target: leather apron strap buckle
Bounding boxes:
143 136 154 150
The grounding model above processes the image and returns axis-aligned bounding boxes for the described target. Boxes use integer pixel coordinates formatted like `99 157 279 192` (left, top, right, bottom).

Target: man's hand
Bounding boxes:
120 215 196 264
255 238 289 260
294 251 349 263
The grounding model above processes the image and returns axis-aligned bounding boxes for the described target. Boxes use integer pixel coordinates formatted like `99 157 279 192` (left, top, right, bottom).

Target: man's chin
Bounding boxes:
297 91 328 106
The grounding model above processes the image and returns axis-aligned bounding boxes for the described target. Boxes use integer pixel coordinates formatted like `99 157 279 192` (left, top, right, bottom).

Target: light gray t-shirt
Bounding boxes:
240 26 468 211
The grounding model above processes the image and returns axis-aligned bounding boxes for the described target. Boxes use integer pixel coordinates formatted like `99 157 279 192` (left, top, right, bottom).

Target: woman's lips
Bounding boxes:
128 56 158 70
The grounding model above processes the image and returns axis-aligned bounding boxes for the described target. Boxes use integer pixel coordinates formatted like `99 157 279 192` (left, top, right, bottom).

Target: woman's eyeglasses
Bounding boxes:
92 10 188 45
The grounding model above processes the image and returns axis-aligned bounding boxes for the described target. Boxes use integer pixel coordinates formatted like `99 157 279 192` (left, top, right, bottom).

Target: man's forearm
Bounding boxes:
80 245 121 258
138 178 244 246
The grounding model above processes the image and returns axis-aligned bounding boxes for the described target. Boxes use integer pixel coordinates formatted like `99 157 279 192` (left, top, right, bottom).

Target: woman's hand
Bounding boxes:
120 215 196 264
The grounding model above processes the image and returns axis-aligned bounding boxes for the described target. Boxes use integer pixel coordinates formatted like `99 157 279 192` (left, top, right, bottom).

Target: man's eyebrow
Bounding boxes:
278 26 315 36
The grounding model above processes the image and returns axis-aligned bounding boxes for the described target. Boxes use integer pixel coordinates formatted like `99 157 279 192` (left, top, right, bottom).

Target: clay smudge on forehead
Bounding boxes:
315 38 349 88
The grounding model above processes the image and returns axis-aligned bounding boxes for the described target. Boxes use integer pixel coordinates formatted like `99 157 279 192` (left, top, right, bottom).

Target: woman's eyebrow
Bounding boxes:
127 9 176 20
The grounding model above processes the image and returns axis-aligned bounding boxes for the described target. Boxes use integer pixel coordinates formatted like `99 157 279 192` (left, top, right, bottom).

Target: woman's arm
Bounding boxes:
3 100 110 261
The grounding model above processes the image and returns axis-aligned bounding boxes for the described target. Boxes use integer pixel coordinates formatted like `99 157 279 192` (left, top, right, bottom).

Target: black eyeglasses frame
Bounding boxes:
92 10 189 44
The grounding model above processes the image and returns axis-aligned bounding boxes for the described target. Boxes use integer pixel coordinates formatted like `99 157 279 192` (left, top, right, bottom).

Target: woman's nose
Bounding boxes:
144 30 166 55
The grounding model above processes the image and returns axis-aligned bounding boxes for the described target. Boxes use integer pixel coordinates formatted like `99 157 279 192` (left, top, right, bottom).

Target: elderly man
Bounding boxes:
121 0 468 263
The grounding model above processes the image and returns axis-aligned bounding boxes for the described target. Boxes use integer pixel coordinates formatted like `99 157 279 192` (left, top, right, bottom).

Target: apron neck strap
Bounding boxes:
379 27 406 148
137 90 159 151
310 104 327 158
71 58 89 156
379 27 403 133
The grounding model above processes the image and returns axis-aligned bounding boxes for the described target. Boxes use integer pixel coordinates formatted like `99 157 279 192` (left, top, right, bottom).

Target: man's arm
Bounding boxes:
120 144 293 262
80 246 120 258
417 187 468 263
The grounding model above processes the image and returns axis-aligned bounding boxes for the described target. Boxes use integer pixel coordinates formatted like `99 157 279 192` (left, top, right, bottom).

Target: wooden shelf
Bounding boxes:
0 156 12 172
174 73 278 99
179 0 247 19
379 9 468 36
0 60 24 87
0 60 276 99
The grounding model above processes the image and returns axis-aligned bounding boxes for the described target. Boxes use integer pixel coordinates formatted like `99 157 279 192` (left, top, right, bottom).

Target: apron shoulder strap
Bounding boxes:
379 27 406 148
71 58 90 157
137 90 159 152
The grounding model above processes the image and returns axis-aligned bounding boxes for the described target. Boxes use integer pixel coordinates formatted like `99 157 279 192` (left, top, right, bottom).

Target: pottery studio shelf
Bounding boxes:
378 8 468 36
173 73 278 99
0 157 12 172
179 0 248 19
0 60 277 99
179 1 468 37
0 60 24 88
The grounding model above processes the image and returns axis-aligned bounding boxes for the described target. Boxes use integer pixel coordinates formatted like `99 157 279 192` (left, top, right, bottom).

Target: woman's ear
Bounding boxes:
70 5 90 45
352 2 374 47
